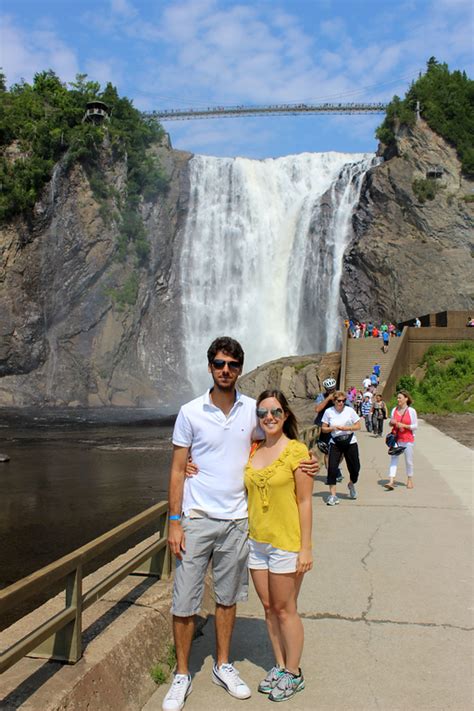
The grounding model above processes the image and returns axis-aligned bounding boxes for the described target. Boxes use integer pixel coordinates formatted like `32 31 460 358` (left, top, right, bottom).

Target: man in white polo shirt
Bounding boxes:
163 337 317 711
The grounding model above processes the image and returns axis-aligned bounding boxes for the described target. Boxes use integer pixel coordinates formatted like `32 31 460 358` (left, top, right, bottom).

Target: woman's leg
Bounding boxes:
344 444 360 483
250 569 285 668
327 444 343 497
404 443 414 487
268 572 303 675
385 455 399 488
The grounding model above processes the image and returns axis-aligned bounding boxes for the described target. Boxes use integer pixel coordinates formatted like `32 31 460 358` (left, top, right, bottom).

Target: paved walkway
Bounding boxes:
144 421 473 711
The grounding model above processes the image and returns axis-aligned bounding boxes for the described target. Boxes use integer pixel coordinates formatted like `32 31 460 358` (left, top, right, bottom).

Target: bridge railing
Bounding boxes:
148 102 388 121
0 501 170 674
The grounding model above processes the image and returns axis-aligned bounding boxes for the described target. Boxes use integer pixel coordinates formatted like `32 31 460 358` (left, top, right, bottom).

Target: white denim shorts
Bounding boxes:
248 538 298 574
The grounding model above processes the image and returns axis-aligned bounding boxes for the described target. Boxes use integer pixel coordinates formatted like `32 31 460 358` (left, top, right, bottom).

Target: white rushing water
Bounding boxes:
179 152 375 393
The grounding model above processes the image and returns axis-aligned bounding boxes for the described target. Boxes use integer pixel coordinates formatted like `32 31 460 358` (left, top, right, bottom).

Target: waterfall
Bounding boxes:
179 152 375 393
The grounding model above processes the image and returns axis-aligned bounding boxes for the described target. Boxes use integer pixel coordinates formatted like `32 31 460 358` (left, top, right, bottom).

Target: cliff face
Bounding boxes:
342 120 474 322
0 143 192 407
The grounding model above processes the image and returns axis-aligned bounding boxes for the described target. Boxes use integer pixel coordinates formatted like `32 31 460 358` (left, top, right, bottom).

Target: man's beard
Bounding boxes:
212 376 236 392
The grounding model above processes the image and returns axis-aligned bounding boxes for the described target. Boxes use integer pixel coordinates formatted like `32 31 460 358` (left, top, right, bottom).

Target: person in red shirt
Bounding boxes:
385 390 418 490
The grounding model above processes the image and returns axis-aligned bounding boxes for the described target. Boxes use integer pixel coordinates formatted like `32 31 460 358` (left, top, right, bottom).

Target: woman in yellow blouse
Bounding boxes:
244 389 313 703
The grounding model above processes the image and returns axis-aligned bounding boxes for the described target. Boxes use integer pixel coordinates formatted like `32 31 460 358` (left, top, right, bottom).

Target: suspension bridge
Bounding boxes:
147 102 388 121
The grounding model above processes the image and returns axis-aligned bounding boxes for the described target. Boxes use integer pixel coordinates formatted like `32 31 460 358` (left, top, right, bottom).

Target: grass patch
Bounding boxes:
293 360 313 372
391 341 474 414
150 664 168 686
412 177 439 203
150 644 177 686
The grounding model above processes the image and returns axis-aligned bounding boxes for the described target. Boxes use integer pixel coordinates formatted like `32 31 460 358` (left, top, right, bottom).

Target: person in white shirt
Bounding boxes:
362 375 372 390
163 337 318 711
321 391 362 506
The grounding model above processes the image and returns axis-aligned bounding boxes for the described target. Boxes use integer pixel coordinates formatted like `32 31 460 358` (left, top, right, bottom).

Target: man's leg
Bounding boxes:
211 519 251 699
169 518 215 670
174 615 195 674
215 603 237 666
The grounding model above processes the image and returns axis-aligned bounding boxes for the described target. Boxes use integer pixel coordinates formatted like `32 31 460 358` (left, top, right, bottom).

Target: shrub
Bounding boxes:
412 178 439 203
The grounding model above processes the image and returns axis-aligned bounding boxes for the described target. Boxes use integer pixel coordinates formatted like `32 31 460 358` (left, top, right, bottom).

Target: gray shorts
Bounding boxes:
171 516 249 617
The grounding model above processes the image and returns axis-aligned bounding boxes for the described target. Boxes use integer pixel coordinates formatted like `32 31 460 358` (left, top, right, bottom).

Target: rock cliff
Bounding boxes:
341 119 474 321
0 141 193 407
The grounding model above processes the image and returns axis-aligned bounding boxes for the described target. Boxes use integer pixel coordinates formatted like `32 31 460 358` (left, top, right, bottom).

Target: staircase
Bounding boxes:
342 334 405 394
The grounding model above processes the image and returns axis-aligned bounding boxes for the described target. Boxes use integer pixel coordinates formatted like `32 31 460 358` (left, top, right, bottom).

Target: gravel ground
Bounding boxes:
423 413 474 449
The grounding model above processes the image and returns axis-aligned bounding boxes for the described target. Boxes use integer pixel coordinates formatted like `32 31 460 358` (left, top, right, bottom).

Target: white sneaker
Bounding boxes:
212 662 251 699
162 673 192 711
326 495 340 506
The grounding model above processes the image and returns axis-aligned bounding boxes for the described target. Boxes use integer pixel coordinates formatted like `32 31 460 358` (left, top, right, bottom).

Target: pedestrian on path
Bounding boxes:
314 378 343 483
321 391 362 505
385 390 418 490
371 394 388 436
245 389 313 702
361 396 373 432
163 337 318 711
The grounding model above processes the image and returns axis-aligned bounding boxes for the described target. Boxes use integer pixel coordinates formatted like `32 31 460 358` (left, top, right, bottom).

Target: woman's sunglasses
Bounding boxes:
335 398 346 403
211 359 241 371
256 407 284 419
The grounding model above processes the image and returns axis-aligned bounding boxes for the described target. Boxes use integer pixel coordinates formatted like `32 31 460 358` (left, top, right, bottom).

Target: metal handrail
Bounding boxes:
0 501 170 673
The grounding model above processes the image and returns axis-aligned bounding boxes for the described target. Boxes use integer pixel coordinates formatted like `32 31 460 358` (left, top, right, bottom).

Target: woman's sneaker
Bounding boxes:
162 673 192 711
326 495 339 506
268 669 305 702
212 662 251 699
258 666 285 694
348 482 357 499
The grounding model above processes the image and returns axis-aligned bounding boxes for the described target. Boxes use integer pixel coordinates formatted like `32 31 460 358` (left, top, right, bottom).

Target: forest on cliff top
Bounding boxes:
0 71 168 233
376 57 474 175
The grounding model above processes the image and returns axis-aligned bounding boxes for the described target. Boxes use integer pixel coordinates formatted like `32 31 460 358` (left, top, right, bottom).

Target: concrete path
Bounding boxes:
144 421 473 711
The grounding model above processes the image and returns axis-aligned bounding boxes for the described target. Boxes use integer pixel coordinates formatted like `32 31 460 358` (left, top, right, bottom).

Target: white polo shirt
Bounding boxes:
172 389 258 519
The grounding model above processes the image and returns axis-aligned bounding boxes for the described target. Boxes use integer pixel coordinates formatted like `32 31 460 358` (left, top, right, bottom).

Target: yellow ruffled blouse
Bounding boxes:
244 439 309 552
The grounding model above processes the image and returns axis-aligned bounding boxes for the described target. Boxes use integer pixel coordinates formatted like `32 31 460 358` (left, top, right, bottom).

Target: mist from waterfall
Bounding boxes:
179 152 375 393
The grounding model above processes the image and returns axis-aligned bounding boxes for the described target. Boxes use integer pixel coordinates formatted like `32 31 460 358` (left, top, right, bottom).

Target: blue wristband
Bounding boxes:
169 514 181 521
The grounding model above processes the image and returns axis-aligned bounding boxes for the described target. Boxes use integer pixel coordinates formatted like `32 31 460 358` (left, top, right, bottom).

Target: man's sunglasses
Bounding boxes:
211 359 241 371
335 398 346 403
256 407 284 419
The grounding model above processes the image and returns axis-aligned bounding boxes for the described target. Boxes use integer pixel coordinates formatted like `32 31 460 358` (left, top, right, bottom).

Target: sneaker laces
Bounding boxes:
267 666 283 681
218 663 243 684
276 671 298 691
167 675 189 700
279 673 293 690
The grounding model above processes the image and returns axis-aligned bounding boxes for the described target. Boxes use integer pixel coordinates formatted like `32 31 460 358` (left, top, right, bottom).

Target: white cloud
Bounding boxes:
0 15 79 85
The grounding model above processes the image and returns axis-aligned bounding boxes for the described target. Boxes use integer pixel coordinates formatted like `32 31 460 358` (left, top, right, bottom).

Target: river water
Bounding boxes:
0 409 174 630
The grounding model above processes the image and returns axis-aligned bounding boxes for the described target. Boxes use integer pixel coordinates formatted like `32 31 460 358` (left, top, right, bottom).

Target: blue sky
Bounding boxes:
1 0 472 158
